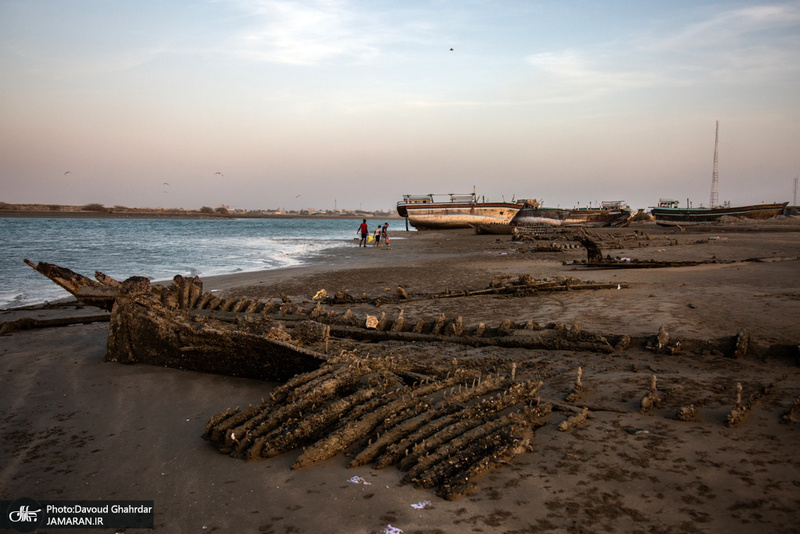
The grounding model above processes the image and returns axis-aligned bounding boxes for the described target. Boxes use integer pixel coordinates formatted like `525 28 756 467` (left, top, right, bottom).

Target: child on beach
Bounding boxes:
381 223 390 247
373 226 382 247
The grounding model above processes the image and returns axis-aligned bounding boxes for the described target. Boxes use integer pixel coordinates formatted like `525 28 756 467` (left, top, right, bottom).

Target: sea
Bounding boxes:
1 217 395 310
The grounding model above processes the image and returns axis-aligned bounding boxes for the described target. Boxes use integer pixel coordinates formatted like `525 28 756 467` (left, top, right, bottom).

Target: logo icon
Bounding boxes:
6 499 44 533
9 505 40 522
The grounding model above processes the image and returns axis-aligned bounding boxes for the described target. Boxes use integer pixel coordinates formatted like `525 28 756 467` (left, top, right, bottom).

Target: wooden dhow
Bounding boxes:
396 191 522 230
651 199 788 226
510 200 636 229
651 123 789 226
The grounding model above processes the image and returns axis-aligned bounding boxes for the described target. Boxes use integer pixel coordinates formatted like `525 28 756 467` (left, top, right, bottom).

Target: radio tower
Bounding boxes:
710 120 720 208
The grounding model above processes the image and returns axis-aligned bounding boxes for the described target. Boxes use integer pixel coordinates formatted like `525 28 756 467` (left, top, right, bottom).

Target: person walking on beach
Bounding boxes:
381 222 390 247
358 219 368 247
373 225 382 247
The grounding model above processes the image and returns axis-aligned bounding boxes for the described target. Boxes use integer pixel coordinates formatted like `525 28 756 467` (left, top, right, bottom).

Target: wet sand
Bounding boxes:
2 220 799 533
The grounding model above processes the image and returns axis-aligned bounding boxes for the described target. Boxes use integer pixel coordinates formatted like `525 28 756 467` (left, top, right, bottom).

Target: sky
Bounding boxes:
1 1 799 212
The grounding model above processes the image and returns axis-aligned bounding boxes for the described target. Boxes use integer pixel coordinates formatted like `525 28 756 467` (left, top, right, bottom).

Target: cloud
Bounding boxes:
524 50 668 103
643 3 800 81
224 0 383 65
524 3 800 103
653 4 800 50
221 0 461 66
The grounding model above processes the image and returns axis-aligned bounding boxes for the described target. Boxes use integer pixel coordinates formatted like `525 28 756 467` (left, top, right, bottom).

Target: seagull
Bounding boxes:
64 171 71 175
214 171 224 178
295 194 301 198
163 182 170 186
449 48 454 51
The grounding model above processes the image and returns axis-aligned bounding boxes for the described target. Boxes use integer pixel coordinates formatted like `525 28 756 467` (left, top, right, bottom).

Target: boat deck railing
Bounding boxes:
399 193 478 204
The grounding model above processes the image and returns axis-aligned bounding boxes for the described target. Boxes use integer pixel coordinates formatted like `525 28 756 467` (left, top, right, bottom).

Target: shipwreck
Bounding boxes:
19 259 800 500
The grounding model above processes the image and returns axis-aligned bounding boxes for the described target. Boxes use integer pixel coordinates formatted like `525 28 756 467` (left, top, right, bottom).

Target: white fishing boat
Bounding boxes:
396 191 522 230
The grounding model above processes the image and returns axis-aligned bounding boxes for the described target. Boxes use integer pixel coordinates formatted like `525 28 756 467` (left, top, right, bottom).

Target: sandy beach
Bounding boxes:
2 219 800 533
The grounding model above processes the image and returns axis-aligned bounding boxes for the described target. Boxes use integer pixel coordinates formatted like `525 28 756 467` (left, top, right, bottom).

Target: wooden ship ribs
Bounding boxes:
204 352 548 500
23 259 796 500
24 260 633 371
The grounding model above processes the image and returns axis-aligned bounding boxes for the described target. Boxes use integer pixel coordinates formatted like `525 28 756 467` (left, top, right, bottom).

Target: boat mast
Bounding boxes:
710 120 719 208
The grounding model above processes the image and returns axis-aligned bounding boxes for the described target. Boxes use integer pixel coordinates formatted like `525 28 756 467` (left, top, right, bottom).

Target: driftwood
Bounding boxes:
569 258 731 269
24 260 118 310
567 234 787 270
640 375 662 413
565 367 586 402
323 274 627 305
0 312 110 334
566 232 738 269
558 408 589 432
726 383 773 427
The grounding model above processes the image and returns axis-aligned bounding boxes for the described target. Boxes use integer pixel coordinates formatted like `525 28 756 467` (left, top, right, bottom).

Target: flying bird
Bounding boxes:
214 171 225 178
163 182 170 186
295 194 301 198
449 48 454 51
64 171 71 175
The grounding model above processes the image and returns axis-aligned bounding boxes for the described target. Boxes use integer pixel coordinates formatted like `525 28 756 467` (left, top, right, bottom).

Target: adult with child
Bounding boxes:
357 219 368 247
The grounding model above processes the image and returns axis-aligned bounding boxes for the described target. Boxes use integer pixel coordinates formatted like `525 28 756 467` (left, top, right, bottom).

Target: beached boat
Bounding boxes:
651 122 789 226
471 222 514 235
650 199 788 226
509 200 635 228
509 205 571 227
396 191 522 230
563 201 637 227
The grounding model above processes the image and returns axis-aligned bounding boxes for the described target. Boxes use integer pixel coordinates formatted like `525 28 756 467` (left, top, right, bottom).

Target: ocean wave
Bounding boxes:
0 217 357 309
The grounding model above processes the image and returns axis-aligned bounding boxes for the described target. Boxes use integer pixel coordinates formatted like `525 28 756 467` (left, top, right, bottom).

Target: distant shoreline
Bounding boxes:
0 209 403 221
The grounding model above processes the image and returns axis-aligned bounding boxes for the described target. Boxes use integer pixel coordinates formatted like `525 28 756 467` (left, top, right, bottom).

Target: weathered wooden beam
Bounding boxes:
24 259 118 310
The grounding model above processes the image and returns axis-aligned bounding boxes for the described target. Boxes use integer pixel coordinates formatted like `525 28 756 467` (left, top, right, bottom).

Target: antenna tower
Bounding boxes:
710 120 719 208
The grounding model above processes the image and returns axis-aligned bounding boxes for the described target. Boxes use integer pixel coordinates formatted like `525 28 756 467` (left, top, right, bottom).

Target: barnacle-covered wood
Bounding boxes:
318 274 627 305
24 260 800 503
106 290 327 381
24 259 118 310
203 351 545 500
26 260 778 360
394 379 543 473
361 375 516 469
